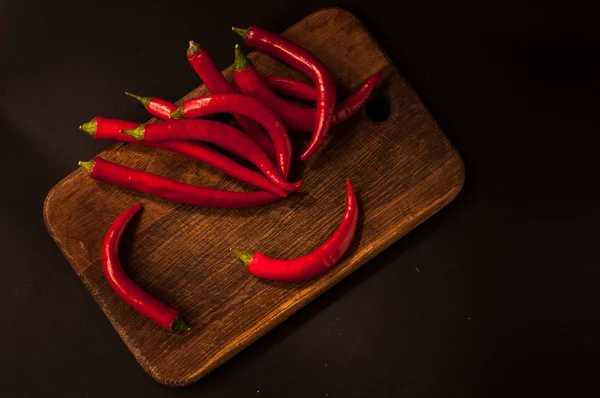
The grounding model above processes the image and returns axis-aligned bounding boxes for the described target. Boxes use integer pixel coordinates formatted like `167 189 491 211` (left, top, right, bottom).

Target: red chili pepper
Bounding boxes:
263 75 317 101
170 93 293 177
79 157 282 208
234 47 383 132
232 26 337 161
124 92 177 120
265 73 382 111
103 203 189 331
121 119 301 193
186 41 276 160
233 178 358 281
79 117 286 198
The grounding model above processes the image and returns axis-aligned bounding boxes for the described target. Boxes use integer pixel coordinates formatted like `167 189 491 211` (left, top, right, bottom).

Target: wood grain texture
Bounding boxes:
43 7 464 386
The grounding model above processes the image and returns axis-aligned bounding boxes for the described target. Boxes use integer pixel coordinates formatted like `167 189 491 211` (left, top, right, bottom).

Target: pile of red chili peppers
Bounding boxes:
78 26 383 331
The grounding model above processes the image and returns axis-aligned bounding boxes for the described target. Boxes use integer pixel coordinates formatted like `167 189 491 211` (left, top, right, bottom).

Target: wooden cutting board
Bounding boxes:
43 7 464 387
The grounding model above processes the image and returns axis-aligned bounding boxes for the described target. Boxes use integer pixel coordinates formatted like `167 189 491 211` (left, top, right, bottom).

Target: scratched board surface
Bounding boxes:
44 8 464 386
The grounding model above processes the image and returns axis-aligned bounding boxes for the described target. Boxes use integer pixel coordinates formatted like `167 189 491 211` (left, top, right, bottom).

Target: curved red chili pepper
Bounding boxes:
234 47 383 132
124 92 177 120
233 26 337 161
263 75 316 101
233 178 358 281
103 203 189 331
79 157 282 208
186 41 276 160
121 119 301 193
79 117 286 198
170 93 293 177
265 73 383 118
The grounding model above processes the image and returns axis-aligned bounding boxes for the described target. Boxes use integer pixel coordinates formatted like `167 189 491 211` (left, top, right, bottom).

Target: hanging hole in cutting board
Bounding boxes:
365 95 391 123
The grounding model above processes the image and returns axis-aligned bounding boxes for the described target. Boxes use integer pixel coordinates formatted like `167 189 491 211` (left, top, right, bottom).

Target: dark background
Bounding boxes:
1 0 599 396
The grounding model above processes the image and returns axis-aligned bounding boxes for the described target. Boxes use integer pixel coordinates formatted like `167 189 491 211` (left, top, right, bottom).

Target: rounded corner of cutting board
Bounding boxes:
455 154 466 195
43 169 82 240
146 368 192 388
142 359 210 388
447 145 467 202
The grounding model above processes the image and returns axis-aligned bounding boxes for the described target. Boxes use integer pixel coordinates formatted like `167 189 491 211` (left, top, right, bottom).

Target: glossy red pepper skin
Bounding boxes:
121 119 301 193
79 117 286 198
103 204 189 331
264 75 316 101
79 157 282 208
235 51 383 132
266 73 383 114
125 92 177 120
171 94 293 177
186 42 276 160
233 179 358 281
233 26 337 161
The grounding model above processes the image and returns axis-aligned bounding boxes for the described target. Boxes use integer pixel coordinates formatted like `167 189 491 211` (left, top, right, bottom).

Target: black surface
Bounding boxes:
1 0 599 396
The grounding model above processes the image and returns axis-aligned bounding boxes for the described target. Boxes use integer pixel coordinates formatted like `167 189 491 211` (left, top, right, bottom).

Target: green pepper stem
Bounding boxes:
231 249 253 267
78 159 95 175
232 26 249 40
233 44 251 71
171 316 190 332
120 125 145 141
79 118 97 137
125 92 151 109
187 40 202 56
170 107 185 119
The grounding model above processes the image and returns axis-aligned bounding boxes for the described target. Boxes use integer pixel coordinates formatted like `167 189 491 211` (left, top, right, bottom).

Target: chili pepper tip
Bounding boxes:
124 92 151 108
170 107 185 119
300 145 318 161
231 249 253 267
171 316 191 332
79 118 97 137
120 126 144 141
78 159 95 175
233 45 251 72
187 41 202 56
231 26 249 40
